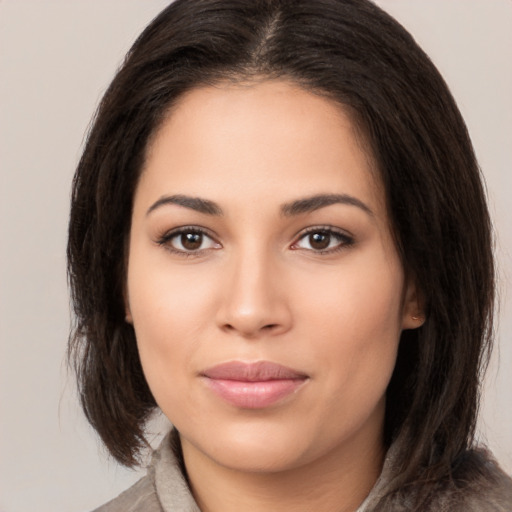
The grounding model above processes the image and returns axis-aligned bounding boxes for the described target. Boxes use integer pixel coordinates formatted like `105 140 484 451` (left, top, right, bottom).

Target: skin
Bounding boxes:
126 80 423 512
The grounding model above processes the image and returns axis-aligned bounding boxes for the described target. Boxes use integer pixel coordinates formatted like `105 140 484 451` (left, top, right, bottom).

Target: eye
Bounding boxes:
292 228 353 253
158 227 220 255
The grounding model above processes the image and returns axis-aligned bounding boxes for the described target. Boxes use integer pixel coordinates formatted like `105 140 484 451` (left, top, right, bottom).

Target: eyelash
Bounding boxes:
291 226 355 255
156 226 220 257
156 225 354 257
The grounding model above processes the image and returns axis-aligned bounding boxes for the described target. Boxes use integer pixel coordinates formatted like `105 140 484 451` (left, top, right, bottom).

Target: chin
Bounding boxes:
208 439 310 473
179 416 341 474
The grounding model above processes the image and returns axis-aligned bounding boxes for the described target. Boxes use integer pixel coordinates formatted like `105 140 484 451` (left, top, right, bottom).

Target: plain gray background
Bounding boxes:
1 1 511 511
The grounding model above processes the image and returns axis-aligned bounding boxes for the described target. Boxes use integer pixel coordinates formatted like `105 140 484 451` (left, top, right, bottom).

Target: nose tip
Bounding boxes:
216 255 292 339
222 318 283 337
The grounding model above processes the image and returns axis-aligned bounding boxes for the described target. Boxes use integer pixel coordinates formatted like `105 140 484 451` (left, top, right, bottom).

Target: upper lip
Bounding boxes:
201 361 308 382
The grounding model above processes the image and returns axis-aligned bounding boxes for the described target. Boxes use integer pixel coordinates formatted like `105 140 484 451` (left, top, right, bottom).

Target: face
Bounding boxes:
126 80 421 474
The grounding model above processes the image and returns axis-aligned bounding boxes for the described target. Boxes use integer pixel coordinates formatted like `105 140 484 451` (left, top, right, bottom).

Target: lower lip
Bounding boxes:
203 378 307 409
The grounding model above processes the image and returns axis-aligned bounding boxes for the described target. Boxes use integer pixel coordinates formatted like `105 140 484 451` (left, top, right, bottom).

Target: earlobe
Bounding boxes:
403 313 425 330
401 279 425 330
123 276 133 324
124 292 133 324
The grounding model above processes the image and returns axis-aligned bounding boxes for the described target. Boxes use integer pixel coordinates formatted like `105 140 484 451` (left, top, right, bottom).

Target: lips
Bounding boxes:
200 361 309 409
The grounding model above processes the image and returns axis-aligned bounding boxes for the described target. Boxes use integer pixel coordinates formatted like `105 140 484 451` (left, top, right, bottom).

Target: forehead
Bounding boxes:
139 80 382 213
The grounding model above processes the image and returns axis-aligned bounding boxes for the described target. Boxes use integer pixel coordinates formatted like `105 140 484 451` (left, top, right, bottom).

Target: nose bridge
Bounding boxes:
218 240 290 336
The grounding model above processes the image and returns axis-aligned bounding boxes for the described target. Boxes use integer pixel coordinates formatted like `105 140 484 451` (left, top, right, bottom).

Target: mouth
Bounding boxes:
200 361 309 409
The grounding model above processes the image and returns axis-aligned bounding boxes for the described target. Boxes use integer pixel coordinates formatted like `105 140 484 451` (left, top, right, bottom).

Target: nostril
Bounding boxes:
221 322 281 336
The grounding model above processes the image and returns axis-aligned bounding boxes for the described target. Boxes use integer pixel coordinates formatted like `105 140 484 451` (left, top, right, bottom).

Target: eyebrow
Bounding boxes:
146 192 373 217
147 194 223 216
281 193 374 217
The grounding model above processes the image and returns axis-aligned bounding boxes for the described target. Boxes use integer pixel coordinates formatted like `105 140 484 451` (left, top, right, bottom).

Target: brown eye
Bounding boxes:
308 232 331 250
293 228 353 253
162 229 219 253
181 232 202 250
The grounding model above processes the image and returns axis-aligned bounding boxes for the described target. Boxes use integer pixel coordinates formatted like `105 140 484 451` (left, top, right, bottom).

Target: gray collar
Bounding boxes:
152 430 395 512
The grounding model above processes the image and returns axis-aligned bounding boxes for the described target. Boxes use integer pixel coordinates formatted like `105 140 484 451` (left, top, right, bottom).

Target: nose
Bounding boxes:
216 247 292 338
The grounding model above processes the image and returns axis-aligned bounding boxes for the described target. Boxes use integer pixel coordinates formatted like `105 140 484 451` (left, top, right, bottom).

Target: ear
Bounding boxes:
401 277 425 330
125 307 133 324
123 241 133 324
124 285 133 324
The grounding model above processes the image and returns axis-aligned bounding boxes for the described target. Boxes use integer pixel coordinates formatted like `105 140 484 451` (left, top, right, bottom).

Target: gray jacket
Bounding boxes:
93 431 512 512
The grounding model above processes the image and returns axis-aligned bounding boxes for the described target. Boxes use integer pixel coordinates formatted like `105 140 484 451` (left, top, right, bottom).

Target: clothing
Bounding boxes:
93 430 512 512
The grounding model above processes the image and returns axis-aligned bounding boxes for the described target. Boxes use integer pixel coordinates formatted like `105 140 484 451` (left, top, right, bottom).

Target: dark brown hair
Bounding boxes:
68 0 494 505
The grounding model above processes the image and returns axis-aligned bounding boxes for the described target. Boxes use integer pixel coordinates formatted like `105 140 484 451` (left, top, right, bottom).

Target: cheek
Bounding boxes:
299 252 404 343
296 252 404 399
126 248 219 399
127 239 218 330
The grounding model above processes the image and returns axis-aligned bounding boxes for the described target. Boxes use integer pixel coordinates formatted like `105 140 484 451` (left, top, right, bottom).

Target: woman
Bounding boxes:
68 0 512 510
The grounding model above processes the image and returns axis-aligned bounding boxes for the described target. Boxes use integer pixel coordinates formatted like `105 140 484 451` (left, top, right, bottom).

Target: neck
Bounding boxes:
181 426 385 512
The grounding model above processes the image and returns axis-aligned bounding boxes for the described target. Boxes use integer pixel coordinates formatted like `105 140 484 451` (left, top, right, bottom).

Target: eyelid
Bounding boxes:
156 225 221 256
291 225 355 253
155 224 354 256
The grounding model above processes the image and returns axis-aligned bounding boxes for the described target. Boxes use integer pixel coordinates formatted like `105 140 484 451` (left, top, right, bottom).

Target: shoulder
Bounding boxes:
413 448 512 511
437 447 512 511
91 430 199 512
364 447 512 512
91 473 162 512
